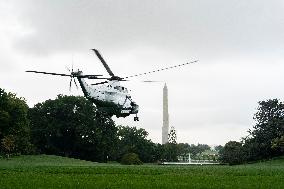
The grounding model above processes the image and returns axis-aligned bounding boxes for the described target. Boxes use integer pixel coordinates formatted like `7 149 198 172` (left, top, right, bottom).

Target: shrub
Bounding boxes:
120 153 143 165
219 141 245 165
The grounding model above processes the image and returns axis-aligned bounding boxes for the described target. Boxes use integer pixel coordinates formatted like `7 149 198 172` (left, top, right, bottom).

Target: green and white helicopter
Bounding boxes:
26 49 197 121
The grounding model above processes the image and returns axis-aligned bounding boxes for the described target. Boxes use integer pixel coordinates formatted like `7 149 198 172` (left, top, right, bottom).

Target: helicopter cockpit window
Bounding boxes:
112 86 128 92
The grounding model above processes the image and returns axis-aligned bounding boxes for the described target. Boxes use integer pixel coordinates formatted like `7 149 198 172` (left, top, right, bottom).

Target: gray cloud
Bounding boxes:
13 0 284 58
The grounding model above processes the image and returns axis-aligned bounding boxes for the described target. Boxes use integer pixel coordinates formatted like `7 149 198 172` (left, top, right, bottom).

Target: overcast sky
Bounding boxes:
1 0 284 145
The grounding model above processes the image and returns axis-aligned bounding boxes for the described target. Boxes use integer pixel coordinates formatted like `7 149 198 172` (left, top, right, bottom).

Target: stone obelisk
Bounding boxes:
162 83 169 144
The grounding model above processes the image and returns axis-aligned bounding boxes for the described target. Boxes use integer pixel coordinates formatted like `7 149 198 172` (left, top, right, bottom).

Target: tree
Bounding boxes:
0 88 32 155
271 136 284 154
158 126 178 162
214 145 224 153
168 126 177 144
116 125 155 163
28 95 117 162
162 143 179 162
1 135 15 158
177 143 190 157
91 111 118 162
153 143 165 162
243 99 284 161
187 144 211 159
219 141 245 165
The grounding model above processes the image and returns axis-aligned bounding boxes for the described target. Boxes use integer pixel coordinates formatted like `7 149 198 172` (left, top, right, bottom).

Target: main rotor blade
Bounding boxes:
74 78 79 89
91 49 115 77
77 75 106 79
69 78 72 91
26 71 104 78
141 80 162 83
91 81 108 85
123 60 198 79
88 77 111 79
79 74 103 77
65 66 71 72
26 70 72 77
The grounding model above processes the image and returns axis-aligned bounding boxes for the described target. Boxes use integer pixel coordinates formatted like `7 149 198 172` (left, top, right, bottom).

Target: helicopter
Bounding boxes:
26 49 198 121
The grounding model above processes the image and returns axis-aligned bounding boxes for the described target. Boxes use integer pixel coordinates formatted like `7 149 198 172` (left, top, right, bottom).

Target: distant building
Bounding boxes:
162 83 169 144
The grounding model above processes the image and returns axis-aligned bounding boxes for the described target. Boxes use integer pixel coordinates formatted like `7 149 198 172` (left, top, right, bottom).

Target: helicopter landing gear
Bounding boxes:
134 115 139 121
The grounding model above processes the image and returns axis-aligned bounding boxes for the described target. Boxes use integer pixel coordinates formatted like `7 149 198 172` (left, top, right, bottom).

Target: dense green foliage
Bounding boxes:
244 99 284 160
4 86 283 168
28 95 117 162
0 155 283 189
116 126 155 162
28 95 212 163
120 153 143 165
220 99 284 164
219 141 244 165
0 88 33 157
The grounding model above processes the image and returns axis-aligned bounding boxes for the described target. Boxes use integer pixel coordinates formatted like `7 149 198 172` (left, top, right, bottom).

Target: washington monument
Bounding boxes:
162 83 169 144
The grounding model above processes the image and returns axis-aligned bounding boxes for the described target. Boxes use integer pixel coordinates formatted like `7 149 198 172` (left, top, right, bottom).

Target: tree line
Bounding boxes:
220 99 284 164
0 88 213 163
2 87 281 164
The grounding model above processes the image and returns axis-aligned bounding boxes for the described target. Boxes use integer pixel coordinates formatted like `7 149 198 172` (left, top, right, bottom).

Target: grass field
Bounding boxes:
0 155 283 188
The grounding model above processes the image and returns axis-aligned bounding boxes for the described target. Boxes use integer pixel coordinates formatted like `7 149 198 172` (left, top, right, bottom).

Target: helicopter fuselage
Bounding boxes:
77 74 139 118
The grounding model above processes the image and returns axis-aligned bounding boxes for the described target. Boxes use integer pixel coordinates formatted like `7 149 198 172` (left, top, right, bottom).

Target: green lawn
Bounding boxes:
0 155 283 189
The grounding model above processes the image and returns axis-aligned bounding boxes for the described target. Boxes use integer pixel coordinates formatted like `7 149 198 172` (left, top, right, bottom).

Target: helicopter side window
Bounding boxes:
121 87 128 92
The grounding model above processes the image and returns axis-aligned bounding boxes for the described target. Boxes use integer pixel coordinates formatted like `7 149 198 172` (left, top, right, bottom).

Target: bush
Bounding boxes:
120 153 143 165
219 141 245 165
